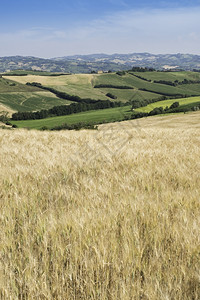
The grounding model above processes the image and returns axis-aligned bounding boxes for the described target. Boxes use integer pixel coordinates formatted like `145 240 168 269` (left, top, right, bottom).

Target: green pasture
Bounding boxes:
135 96 200 112
95 73 199 96
3 71 200 113
10 95 200 130
0 92 72 112
10 106 132 129
131 71 200 82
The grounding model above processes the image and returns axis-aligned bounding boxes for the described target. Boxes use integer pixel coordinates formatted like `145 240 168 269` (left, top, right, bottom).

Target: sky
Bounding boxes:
0 0 200 58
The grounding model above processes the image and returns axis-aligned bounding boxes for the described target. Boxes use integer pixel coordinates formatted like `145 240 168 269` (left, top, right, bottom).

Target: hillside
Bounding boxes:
0 76 73 113
1 70 200 128
1 112 199 299
1 53 200 73
3 70 200 110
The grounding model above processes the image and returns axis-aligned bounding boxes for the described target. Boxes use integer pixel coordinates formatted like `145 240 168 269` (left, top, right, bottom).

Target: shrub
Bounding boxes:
169 102 180 109
106 93 117 99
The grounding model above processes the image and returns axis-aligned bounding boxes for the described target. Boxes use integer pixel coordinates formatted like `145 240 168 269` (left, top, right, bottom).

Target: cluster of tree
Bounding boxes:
177 79 200 85
94 84 133 89
131 96 168 109
106 93 117 99
131 101 200 120
131 102 180 119
0 112 9 123
154 80 177 86
0 73 28 76
154 78 200 86
116 71 126 76
166 102 200 113
12 100 123 121
131 67 155 72
1 71 69 76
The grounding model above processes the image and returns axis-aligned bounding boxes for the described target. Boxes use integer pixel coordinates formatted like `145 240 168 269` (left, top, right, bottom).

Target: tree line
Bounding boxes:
138 87 193 97
129 73 151 82
154 78 200 86
12 100 124 121
131 67 155 72
94 84 133 89
131 95 168 109
26 82 103 103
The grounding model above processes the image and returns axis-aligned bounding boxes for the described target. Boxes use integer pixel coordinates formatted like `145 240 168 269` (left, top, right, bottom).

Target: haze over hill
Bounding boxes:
1 53 200 74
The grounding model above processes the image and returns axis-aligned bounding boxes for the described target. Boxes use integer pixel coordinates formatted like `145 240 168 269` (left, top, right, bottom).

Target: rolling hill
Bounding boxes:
1 69 200 129
0 53 200 73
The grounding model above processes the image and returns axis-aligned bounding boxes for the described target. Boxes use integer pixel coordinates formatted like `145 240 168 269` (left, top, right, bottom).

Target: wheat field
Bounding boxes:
0 113 200 299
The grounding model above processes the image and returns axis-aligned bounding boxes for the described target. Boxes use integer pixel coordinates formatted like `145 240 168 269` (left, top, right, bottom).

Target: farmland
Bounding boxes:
0 77 72 113
0 91 73 112
1 70 200 129
1 112 199 299
135 96 200 113
132 70 200 82
4 70 200 111
10 105 132 129
9 95 200 130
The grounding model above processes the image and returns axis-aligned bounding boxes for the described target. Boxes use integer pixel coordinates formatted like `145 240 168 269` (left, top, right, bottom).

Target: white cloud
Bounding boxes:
0 6 200 57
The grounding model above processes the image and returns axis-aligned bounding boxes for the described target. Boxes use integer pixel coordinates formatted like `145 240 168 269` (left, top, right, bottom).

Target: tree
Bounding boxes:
169 102 179 109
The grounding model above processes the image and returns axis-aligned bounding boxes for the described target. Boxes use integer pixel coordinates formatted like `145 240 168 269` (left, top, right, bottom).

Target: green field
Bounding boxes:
0 77 72 112
10 95 200 130
10 106 132 129
4 71 200 112
135 96 200 113
2 70 200 120
95 73 199 96
131 71 200 82
0 92 72 112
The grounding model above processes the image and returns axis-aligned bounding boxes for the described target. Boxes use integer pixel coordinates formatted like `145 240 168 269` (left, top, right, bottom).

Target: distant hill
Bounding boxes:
0 53 200 73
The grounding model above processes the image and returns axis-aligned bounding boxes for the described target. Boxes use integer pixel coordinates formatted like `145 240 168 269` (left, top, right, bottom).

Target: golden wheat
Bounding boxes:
0 112 200 299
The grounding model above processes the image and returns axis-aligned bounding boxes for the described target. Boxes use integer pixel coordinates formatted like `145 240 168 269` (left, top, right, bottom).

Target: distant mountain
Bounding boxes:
0 53 200 73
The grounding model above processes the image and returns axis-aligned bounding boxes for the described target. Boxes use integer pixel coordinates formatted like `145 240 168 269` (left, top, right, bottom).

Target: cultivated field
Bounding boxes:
10 105 132 129
136 96 200 113
0 91 73 112
0 77 71 112
3 74 108 102
10 95 200 130
5 71 200 111
0 112 199 299
133 70 200 82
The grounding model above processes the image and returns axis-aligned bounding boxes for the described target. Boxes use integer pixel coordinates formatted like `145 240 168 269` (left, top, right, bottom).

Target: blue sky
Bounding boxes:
0 0 200 57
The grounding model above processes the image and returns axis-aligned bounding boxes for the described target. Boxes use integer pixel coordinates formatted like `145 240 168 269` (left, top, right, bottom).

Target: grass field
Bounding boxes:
135 96 200 113
4 74 109 101
0 77 72 112
95 73 199 96
0 92 72 112
2 71 200 115
10 106 132 129
0 112 199 299
131 70 200 82
10 95 200 130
